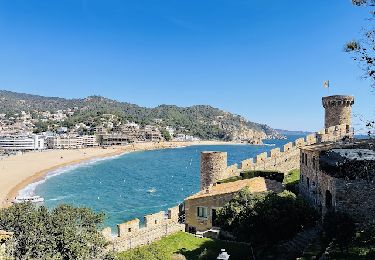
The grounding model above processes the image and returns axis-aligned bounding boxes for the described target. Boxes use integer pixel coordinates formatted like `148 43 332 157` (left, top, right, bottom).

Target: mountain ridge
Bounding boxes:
0 90 283 141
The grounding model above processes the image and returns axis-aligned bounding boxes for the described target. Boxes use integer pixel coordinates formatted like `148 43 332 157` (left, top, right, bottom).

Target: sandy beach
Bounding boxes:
0 140 229 207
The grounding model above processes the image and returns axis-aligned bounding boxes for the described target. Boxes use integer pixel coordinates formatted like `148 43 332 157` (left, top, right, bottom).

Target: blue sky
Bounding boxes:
0 0 373 131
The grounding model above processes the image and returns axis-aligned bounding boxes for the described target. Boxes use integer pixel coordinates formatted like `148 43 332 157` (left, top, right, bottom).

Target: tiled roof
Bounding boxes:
186 177 283 200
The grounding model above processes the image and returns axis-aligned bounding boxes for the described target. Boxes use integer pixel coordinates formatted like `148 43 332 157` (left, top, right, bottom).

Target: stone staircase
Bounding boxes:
273 225 322 260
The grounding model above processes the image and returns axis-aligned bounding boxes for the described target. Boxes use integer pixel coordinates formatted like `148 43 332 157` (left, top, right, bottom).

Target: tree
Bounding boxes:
346 0 375 136
216 189 319 246
346 0 375 87
160 128 172 141
0 203 107 259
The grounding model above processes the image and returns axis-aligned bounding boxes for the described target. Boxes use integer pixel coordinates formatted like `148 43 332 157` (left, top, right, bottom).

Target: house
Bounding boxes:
184 177 283 232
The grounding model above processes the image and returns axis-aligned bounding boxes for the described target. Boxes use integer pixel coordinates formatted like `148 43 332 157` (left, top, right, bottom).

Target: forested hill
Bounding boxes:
0 90 282 141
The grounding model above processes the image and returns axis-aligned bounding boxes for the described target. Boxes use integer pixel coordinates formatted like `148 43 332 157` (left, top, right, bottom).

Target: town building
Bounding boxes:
0 135 45 151
184 177 283 232
98 133 131 146
46 135 98 149
144 125 162 142
299 140 375 224
46 136 83 149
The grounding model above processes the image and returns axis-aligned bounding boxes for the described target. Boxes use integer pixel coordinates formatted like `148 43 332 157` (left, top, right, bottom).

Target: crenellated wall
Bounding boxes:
103 206 184 252
205 124 353 185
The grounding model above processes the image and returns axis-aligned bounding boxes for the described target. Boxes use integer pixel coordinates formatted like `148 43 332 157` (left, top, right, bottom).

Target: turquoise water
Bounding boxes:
30 137 301 229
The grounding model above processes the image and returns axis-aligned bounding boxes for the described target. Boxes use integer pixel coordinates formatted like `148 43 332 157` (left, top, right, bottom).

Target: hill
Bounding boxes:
0 90 283 141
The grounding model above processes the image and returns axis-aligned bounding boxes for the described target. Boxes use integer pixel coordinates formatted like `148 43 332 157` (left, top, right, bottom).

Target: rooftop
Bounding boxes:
302 139 375 152
185 177 283 200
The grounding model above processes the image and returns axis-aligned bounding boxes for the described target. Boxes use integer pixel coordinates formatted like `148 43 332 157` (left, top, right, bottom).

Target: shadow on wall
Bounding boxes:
175 239 252 260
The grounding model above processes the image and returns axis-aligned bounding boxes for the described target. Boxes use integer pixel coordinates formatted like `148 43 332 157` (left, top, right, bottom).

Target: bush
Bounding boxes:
0 203 106 259
241 170 284 183
323 211 356 252
216 189 319 246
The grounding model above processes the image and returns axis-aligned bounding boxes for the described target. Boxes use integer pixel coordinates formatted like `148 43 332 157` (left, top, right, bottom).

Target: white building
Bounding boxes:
46 135 98 149
0 135 45 151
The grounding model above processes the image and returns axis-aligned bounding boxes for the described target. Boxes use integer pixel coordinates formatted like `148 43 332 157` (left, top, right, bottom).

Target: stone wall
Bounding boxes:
300 149 375 225
322 95 354 128
104 206 184 252
200 124 353 187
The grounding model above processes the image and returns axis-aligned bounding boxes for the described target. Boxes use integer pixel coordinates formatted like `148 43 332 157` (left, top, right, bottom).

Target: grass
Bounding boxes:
283 169 300 194
116 231 253 260
283 169 300 185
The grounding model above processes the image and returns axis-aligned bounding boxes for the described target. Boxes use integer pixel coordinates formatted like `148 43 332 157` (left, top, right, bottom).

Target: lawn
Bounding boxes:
283 169 300 185
116 231 253 260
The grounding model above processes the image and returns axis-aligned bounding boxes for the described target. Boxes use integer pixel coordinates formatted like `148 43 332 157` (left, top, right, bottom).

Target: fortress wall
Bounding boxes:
117 218 140 238
283 142 294 152
168 206 179 221
108 206 184 252
144 211 166 228
306 134 317 145
218 124 351 181
270 148 281 158
294 138 306 148
240 158 254 171
255 152 268 163
225 163 241 178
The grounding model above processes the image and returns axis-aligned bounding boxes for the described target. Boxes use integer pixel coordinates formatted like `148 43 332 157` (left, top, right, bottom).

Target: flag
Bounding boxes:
323 80 330 88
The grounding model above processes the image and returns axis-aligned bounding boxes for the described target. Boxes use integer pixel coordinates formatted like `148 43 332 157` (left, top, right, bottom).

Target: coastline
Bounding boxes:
0 140 232 207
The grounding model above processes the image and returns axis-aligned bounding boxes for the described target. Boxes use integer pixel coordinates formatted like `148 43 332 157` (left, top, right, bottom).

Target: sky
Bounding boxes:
0 0 374 132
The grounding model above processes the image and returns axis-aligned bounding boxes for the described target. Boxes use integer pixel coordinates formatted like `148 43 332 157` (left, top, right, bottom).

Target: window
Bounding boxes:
197 207 208 218
302 153 305 163
307 177 310 189
128 228 132 232
305 154 308 166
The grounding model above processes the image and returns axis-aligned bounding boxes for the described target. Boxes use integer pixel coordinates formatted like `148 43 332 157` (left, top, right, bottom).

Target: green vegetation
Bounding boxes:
325 225 375 259
160 128 172 141
301 212 374 259
216 189 319 248
0 90 280 141
116 231 251 260
283 169 300 194
217 170 285 184
0 203 107 260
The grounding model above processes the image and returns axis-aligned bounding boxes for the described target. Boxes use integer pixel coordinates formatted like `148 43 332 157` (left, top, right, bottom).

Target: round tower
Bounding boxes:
200 151 227 190
322 95 354 128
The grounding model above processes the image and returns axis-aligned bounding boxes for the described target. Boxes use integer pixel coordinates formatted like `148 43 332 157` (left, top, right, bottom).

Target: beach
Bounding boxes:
0 141 228 207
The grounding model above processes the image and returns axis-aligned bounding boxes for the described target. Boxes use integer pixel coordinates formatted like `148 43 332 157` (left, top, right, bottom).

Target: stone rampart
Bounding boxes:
214 124 353 181
104 206 184 252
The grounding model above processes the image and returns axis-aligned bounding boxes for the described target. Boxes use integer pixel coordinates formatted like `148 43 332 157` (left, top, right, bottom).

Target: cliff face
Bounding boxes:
0 90 284 141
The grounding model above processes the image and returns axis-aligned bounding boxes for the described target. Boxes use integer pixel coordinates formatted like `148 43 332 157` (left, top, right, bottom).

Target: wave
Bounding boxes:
17 151 130 198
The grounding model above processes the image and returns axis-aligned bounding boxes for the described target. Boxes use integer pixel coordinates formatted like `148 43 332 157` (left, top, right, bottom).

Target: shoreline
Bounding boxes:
0 140 234 207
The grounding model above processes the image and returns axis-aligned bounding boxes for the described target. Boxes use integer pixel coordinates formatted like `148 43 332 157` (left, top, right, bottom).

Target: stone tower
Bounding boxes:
322 95 354 128
200 151 227 190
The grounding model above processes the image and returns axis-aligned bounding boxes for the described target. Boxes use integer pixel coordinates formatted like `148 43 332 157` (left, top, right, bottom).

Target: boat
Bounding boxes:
13 195 44 204
147 188 156 193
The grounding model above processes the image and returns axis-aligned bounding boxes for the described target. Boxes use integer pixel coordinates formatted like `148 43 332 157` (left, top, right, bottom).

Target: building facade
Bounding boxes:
299 140 375 224
184 177 283 232
0 135 45 151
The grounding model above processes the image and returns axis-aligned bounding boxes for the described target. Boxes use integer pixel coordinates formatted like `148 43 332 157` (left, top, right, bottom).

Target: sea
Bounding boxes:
21 135 303 229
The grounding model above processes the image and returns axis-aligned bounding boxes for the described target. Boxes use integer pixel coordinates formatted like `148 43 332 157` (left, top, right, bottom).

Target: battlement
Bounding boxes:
322 95 354 108
211 124 354 182
104 206 184 252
